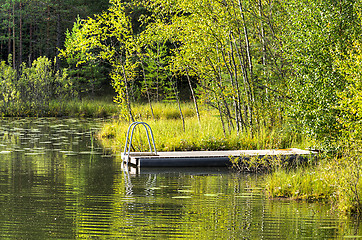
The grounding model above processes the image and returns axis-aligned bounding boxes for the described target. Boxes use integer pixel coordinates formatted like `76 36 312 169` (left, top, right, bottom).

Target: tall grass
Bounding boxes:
0 97 120 118
98 102 309 153
49 97 119 118
265 148 362 215
131 102 195 120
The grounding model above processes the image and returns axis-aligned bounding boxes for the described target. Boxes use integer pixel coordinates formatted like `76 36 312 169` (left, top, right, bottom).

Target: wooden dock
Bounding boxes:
121 148 313 167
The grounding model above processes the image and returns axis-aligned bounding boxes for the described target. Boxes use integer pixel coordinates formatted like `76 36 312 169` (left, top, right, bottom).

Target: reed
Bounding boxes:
264 148 362 215
49 98 119 117
0 97 120 118
264 164 334 201
131 102 195 120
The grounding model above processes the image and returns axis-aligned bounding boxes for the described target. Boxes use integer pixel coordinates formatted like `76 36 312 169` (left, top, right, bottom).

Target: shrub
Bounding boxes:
0 57 76 116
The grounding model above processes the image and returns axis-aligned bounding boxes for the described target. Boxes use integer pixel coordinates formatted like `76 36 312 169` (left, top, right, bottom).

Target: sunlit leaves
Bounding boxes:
61 1 138 118
335 40 362 141
142 0 287 132
281 0 361 140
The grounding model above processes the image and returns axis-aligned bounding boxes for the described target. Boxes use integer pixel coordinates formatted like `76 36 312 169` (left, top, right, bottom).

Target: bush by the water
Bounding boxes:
0 57 75 117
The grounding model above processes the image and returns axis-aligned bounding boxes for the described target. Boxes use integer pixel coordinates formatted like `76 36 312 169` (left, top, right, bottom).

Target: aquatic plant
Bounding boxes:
49 97 119 118
264 165 334 201
265 147 362 215
230 154 291 173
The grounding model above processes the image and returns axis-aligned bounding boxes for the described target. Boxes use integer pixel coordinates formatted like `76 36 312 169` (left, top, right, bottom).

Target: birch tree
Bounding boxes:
61 0 137 120
142 0 286 134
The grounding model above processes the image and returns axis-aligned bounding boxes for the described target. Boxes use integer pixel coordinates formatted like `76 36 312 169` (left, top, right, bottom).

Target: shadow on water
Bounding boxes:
0 118 362 239
123 166 231 175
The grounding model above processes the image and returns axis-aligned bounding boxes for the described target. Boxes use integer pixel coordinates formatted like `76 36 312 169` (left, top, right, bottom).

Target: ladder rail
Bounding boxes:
126 122 154 155
122 122 157 164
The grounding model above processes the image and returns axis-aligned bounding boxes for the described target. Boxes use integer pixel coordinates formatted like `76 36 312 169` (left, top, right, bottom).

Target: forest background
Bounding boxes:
2 0 362 214
0 0 112 116
1 0 361 143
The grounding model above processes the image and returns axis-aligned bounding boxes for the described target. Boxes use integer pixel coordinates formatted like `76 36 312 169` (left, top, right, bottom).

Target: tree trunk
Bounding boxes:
231 32 252 130
8 9 11 61
12 1 15 68
184 69 201 122
56 5 61 70
258 0 269 108
215 43 234 132
238 0 255 128
206 55 233 133
238 0 254 84
258 0 267 70
46 6 50 57
229 32 245 133
172 41 201 122
217 100 226 137
156 43 160 102
29 23 33 65
141 60 155 120
19 2 22 65
171 76 185 132
121 63 134 122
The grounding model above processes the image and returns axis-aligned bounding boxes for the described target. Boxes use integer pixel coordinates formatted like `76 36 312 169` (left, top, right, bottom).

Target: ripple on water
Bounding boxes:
0 118 360 239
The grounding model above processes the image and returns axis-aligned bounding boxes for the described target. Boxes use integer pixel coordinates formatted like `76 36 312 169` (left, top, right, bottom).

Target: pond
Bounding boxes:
0 118 361 239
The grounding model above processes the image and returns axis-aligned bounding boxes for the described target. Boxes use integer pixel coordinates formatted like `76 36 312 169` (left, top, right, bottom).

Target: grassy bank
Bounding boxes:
265 148 362 215
98 102 309 153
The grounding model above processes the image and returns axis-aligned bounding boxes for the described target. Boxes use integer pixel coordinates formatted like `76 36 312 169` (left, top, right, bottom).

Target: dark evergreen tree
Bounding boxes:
0 0 110 67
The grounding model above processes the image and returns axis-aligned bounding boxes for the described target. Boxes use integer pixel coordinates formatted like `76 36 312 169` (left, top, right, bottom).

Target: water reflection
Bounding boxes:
119 168 341 239
0 118 361 239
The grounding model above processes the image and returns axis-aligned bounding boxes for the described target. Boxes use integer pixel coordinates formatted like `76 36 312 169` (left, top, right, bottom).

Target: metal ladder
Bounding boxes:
122 122 157 164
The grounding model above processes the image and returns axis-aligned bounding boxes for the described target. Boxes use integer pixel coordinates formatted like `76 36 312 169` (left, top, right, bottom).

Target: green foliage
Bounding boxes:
0 57 75 116
336 41 362 142
140 43 173 101
63 18 108 96
142 0 287 133
264 0 362 213
62 0 362 144
60 1 137 119
62 0 289 131
19 57 74 107
281 0 361 140
67 62 108 96
0 60 18 112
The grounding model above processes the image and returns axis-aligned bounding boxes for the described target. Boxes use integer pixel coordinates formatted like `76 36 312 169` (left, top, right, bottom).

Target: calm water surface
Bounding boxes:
0 118 361 239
